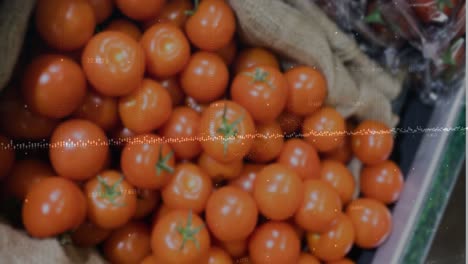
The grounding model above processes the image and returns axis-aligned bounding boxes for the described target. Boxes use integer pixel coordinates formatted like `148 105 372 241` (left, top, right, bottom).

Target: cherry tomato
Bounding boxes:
202 246 233 264
152 210 210 264
298 253 321 264
206 186 258 241
186 96 208 114
198 152 243 182
360 160 404 204
216 239 248 259
284 66 327 116
233 48 280 75
159 77 186 106
106 19 142 41
121 134 175 189
180 52 229 103
162 163 213 213
185 0 236 51
307 214 354 261
140 23 190 78
411 0 457 24
88 0 114 24
295 179 342 233
35 0 96 51
82 31 145 96
73 89 119 132
134 189 160 219
253 164 303 220
351 120 394 165
141 255 159 264
0 135 14 179
119 79 172 133
322 134 353 164
320 160 356 205
22 55 87 119
249 221 301 264
145 0 193 29
199 100 255 163
327 258 355 264
115 0 166 21
231 66 288 123
151 203 174 227
104 221 152 264
22 177 86 238
346 198 392 249
216 40 238 66
85 170 137 229
161 107 202 160
49 119 109 181
303 107 346 152
71 221 111 247
229 164 263 194
277 112 303 135
277 139 321 180
247 121 284 163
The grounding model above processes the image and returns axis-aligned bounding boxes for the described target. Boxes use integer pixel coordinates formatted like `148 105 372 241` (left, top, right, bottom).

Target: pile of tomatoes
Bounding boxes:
0 0 405 263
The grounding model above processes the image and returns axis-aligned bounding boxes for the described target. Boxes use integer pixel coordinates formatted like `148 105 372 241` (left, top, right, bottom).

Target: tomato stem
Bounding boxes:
185 0 199 16
177 210 204 251
364 9 385 25
244 68 276 89
97 175 126 207
156 145 174 176
216 103 244 156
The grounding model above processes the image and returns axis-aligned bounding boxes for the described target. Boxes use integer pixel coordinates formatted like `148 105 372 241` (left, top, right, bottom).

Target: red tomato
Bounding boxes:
161 107 202 160
198 152 243 182
119 79 172 133
159 77 186 107
199 100 255 163
73 89 119 132
346 198 392 249
106 19 142 41
298 253 321 264
351 120 394 165
303 107 346 152
151 203 174 227
233 48 280 75
322 134 353 164
134 189 160 219
247 121 284 163
162 163 213 213
185 0 236 51
82 31 145 96
22 177 86 238
295 179 342 233
49 119 109 181
0 135 14 179
181 52 229 103
360 160 404 204
307 214 355 261
216 239 248 259
277 112 304 135
104 221 152 264
229 164 263 194
71 221 111 247
216 40 238 66
253 164 303 220
284 66 327 116
121 134 175 189
320 160 356 205
277 138 321 180
35 0 96 51
141 255 159 264
140 23 190 78
411 0 457 23
115 0 166 21
202 246 233 264
206 186 258 241
145 0 193 29
327 258 355 264
87 0 114 24
22 55 87 119
231 66 288 123
249 221 301 264
152 210 211 264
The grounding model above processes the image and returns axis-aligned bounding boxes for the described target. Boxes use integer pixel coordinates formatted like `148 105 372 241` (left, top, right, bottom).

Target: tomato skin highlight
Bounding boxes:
320 160 356 205
360 160 404 204
229 164 263 194
277 138 321 180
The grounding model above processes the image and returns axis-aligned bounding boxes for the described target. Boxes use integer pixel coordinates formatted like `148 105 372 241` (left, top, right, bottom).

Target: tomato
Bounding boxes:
247 121 284 163
145 0 193 29
303 107 346 152
141 23 190 78
152 210 210 264
346 198 392 249
351 120 394 165
104 221 152 264
206 186 258 241
106 19 142 41
231 66 288 123
49 119 109 181
71 221 111 247
307 214 354 261
253 164 303 220
119 79 172 133
141 255 159 264
22 177 86 238
322 134 353 164
411 0 457 23
0 135 14 179
216 239 248 259
35 0 95 51
160 77 186 107
3 159 54 200
295 179 342 233
248 221 301 264
199 100 255 163
360 160 404 204
216 40 237 66
134 189 160 219
161 107 202 160
327 258 355 264
73 89 119 132
277 112 303 135
162 163 213 213
21 55 87 119
198 152 243 182
233 48 280 75
229 164 263 194
88 0 114 24
151 203 174 227
284 66 327 116
180 51 229 103
298 253 321 264
201 246 233 264
186 96 209 114
320 160 355 205
185 0 236 51
121 134 175 189
115 0 166 21
85 170 137 229
82 31 145 96
277 139 321 180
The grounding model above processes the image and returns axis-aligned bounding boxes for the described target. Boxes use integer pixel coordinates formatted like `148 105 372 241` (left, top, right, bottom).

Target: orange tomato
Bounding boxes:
360 160 404 204
320 160 356 205
233 48 280 74
106 19 142 41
